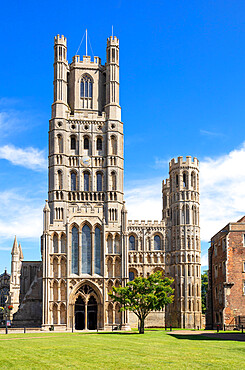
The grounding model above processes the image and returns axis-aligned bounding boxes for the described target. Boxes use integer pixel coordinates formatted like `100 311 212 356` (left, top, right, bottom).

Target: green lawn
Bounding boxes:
0 330 244 369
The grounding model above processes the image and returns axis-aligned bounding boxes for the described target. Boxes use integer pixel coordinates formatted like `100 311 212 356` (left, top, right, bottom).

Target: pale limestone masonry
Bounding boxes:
8 33 202 330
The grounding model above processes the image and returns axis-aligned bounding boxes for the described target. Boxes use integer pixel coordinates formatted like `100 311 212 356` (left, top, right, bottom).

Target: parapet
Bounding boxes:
169 156 199 170
162 178 170 190
107 36 119 46
128 220 165 228
54 34 67 47
71 55 102 66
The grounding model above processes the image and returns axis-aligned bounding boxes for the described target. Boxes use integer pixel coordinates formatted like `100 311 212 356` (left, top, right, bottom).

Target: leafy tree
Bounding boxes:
201 270 208 313
109 271 174 334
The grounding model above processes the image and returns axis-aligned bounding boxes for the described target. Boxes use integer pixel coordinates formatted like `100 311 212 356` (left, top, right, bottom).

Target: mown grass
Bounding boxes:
0 330 245 369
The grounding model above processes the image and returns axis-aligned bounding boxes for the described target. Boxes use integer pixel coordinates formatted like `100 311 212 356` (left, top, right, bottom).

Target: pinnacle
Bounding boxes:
11 236 18 255
19 243 24 260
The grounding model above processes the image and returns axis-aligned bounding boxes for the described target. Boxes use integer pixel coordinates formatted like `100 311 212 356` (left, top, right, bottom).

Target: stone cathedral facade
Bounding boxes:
8 34 202 330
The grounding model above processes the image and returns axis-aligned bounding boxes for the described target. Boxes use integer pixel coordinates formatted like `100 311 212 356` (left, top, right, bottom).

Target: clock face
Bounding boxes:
81 156 91 167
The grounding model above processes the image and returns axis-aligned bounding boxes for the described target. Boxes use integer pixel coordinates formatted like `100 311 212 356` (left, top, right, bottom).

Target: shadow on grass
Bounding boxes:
170 333 245 342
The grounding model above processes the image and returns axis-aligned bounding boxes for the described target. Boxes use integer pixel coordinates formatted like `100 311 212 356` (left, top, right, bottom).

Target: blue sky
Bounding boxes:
1 0 245 272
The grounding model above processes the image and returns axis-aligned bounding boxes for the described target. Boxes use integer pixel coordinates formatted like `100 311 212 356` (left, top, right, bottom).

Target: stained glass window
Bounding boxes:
84 172 89 191
97 173 102 192
71 172 77 191
129 236 135 251
71 227 78 274
154 235 161 250
94 227 101 275
82 225 91 274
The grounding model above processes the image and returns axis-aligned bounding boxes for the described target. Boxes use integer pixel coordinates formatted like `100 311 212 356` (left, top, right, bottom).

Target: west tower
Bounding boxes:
41 34 129 330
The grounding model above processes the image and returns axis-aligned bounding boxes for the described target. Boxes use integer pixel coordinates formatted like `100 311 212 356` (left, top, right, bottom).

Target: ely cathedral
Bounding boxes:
6 33 202 330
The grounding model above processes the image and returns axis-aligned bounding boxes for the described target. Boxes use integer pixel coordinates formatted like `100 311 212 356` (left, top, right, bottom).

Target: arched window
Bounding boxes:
154 235 161 250
111 136 117 155
176 174 179 187
53 234 58 253
71 136 76 150
183 172 188 188
129 236 135 251
111 172 116 190
129 271 135 281
97 173 102 191
80 75 93 109
58 170 62 190
186 205 190 224
94 227 101 275
71 227 78 274
71 172 77 191
57 135 63 153
84 137 89 150
114 235 120 254
80 75 93 98
82 225 91 274
84 172 90 191
97 138 102 151
61 234 66 253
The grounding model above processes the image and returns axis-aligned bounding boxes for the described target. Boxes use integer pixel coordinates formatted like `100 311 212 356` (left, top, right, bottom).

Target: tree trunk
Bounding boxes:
139 318 144 334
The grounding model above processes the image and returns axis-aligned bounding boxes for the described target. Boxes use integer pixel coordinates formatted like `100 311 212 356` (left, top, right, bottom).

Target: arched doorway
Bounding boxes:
75 296 85 330
87 296 97 330
73 284 100 330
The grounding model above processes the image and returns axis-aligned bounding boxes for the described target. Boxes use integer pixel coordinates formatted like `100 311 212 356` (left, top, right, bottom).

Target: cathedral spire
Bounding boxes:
18 243 24 261
11 236 18 255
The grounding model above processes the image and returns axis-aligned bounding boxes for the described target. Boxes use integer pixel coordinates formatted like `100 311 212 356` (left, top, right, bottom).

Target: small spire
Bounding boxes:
18 243 24 261
43 199 50 212
11 236 18 255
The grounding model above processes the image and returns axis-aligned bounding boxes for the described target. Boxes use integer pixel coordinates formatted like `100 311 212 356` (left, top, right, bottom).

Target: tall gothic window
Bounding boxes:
71 172 77 191
61 234 66 253
71 227 78 274
80 75 93 109
94 227 101 275
71 136 76 150
97 173 102 192
57 134 63 153
53 234 58 253
111 136 117 155
129 235 135 251
111 172 116 190
84 172 90 191
82 225 91 274
97 138 102 151
84 137 89 150
58 170 63 190
154 235 161 250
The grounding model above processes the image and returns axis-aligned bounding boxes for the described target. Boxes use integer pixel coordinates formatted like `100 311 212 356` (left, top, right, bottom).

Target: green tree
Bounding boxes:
201 270 208 313
109 271 174 334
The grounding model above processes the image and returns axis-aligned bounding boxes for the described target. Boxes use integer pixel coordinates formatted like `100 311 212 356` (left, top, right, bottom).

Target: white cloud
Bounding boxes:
0 190 43 245
125 180 163 221
0 145 47 171
200 143 245 241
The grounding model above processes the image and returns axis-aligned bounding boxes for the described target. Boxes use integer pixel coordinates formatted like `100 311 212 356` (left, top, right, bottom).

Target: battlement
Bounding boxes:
128 220 165 228
169 156 199 170
72 55 102 66
107 36 119 46
54 34 67 46
162 178 170 190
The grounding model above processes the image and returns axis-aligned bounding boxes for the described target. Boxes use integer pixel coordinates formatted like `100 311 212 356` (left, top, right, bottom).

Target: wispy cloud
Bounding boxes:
0 145 47 171
200 129 225 138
